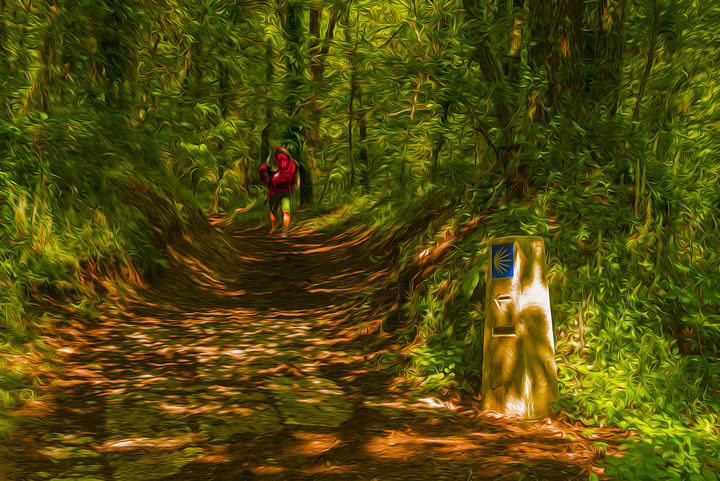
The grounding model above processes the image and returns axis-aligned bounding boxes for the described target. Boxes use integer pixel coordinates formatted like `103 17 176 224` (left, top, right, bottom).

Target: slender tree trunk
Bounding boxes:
308 8 338 81
0 0 12 77
318 11 338 79
308 8 324 82
429 8 458 171
503 1 523 192
280 0 313 207
358 109 370 190
400 126 410 186
464 0 524 198
431 100 449 170
347 11 371 191
307 8 338 154
97 1 137 109
528 0 583 116
500 0 523 81
631 0 660 123
26 3 61 114
280 0 306 165
213 60 230 213
527 0 552 117
464 0 513 123
260 42 274 164
308 8 322 151
348 70 355 191
181 33 203 132
345 11 362 190
565 0 585 116
218 62 229 119
280 0 304 120
596 0 628 115
631 0 661 217
509 0 523 59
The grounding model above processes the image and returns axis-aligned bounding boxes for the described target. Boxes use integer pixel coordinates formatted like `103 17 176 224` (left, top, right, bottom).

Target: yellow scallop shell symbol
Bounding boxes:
493 246 512 276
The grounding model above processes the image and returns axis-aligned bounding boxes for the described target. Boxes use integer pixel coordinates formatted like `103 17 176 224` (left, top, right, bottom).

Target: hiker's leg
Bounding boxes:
280 196 291 230
282 210 290 230
269 211 276 234
268 193 281 233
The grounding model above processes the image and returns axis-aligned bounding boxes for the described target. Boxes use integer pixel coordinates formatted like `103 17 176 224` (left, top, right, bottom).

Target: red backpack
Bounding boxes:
271 147 296 193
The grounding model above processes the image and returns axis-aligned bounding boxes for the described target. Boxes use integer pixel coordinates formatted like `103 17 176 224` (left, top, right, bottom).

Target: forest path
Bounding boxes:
2 216 622 481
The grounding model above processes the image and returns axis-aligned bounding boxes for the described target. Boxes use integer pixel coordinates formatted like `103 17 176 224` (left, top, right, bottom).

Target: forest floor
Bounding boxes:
0 215 627 481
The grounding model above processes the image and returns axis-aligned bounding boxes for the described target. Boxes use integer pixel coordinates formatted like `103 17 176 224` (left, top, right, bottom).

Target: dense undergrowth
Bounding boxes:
0 108 209 437
314 126 720 480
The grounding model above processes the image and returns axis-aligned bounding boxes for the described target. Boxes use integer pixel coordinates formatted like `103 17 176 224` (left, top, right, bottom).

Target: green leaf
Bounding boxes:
462 267 480 300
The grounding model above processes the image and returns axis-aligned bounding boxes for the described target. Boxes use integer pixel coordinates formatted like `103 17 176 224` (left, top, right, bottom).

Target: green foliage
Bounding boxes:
330 1 720 479
0 0 719 478
0 0 210 418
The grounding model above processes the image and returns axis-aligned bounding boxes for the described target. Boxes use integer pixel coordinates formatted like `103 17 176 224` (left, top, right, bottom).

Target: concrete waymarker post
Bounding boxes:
481 236 558 419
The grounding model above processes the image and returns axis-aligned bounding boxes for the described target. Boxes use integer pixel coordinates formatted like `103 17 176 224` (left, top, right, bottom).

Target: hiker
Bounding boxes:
259 147 297 235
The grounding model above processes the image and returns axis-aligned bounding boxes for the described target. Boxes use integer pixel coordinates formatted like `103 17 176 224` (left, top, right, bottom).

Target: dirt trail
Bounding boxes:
1 217 623 480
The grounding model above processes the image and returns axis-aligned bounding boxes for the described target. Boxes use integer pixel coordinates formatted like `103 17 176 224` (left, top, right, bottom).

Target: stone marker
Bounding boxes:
481 236 558 419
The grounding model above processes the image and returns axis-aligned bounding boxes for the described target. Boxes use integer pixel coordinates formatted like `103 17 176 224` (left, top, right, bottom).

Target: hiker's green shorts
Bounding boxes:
268 192 291 215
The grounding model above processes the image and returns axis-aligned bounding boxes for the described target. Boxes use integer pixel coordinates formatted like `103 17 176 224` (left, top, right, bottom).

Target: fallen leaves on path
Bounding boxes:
0 216 626 480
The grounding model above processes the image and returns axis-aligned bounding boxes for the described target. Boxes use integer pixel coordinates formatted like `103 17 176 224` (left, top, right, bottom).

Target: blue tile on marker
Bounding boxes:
492 244 514 278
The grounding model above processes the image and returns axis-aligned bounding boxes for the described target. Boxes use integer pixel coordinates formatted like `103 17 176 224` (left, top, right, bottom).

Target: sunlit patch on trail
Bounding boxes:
194 452 234 463
249 464 287 475
285 431 344 456
362 394 460 420
95 435 197 453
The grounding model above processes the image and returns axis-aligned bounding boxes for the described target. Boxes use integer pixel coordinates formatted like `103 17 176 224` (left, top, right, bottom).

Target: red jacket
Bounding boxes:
259 148 297 197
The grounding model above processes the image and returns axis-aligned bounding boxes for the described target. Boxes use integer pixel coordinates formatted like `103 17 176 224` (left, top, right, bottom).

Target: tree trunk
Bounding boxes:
509 0 524 59
26 3 62 114
308 8 322 151
280 0 311 204
596 0 628 115
96 1 137 109
631 0 661 217
0 0 12 75
464 0 514 123
308 8 323 82
431 100 450 170
500 0 523 81
631 0 660 123
566 0 585 117
358 108 370 190
346 11 363 191
280 0 304 121
464 0 523 198
528 0 584 116
348 11 371 191
348 69 356 191
260 42 274 164
218 62 229 119
307 8 338 154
